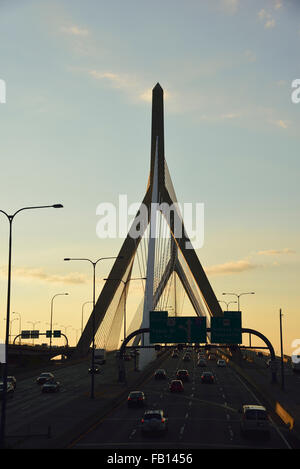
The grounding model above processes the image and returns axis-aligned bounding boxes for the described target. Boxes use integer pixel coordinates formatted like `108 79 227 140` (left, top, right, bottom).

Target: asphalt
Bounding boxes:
5 348 300 449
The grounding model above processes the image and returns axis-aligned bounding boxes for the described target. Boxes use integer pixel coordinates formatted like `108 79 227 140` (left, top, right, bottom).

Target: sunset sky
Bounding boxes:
0 0 299 355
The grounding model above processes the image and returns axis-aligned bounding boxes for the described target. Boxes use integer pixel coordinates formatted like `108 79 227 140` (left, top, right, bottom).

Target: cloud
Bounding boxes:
258 9 276 29
206 259 259 276
257 248 296 256
219 0 239 14
61 25 89 36
0 267 88 285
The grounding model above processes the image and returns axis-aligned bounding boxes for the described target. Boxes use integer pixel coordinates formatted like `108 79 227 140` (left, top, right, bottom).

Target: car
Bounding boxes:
208 354 216 361
127 391 147 407
7 376 17 389
201 372 215 384
154 369 167 380
169 379 184 392
88 365 101 374
183 354 191 362
217 359 226 367
197 359 207 367
0 381 14 399
176 369 189 381
41 379 60 393
171 351 179 358
36 372 54 385
141 409 168 435
240 405 270 438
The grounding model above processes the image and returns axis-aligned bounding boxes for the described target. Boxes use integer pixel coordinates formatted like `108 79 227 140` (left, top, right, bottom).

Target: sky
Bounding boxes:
0 0 299 355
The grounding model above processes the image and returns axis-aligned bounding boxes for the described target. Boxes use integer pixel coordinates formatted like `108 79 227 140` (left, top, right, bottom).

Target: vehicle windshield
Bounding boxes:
144 413 161 420
245 410 267 420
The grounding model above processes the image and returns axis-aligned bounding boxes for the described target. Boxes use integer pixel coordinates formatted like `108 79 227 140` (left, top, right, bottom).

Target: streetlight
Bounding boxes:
3 317 18 344
279 308 284 390
222 291 255 312
64 256 123 399
104 277 146 341
218 300 237 311
81 301 93 335
0 203 63 448
27 320 41 345
12 312 21 345
50 293 69 350
222 291 255 346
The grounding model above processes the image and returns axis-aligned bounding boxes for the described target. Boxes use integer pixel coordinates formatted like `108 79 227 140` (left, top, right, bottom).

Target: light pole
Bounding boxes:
3 318 18 344
64 256 122 399
50 293 69 350
218 300 237 311
0 203 63 449
279 308 284 390
222 291 255 346
104 277 146 342
27 320 41 345
12 312 21 345
81 301 93 335
222 291 255 312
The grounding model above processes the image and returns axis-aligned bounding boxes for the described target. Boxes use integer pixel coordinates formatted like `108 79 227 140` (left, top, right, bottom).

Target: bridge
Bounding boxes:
3 83 298 452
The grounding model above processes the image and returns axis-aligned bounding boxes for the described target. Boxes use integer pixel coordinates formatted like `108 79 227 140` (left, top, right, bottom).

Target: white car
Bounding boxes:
240 405 270 437
141 410 168 435
217 359 226 367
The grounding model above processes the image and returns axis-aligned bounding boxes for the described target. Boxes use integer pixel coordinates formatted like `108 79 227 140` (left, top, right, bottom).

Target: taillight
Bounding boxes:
161 418 165 423
138 397 143 400
128 397 131 400
141 418 144 423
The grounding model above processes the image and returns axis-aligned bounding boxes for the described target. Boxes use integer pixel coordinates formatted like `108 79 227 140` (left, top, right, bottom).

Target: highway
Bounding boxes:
70 349 291 449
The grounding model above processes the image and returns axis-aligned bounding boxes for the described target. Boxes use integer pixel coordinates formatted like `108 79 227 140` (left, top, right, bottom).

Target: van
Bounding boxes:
240 405 270 438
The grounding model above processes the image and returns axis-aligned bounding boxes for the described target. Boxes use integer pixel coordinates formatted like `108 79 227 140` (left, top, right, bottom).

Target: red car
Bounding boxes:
169 379 184 392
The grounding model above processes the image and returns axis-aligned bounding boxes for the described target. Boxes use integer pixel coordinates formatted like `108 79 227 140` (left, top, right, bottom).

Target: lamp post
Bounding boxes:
218 300 237 311
222 291 255 312
0 203 63 449
279 309 284 390
50 293 69 350
104 277 146 342
12 312 21 345
27 320 41 345
222 291 255 346
64 256 122 399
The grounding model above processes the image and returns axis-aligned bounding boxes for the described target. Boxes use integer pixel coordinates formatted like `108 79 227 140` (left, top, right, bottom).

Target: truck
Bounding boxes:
94 348 106 365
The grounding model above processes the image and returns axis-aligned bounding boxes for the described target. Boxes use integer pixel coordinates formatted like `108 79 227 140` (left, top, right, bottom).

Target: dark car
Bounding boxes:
0 381 14 399
88 365 101 374
141 410 168 435
154 369 167 380
36 372 54 385
183 354 191 362
169 379 184 392
176 369 189 382
7 376 17 389
127 391 147 407
201 372 215 384
197 359 207 367
41 379 60 393
171 351 179 358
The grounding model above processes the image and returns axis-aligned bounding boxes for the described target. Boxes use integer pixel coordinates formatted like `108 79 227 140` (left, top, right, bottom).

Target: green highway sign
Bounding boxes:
21 330 30 339
150 311 207 344
30 330 39 339
53 330 61 338
210 311 242 344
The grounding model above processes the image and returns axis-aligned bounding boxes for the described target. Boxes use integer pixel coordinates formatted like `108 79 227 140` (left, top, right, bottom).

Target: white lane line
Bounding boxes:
233 371 292 449
185 412 189 419
129 429 137 439
179 424 185 437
